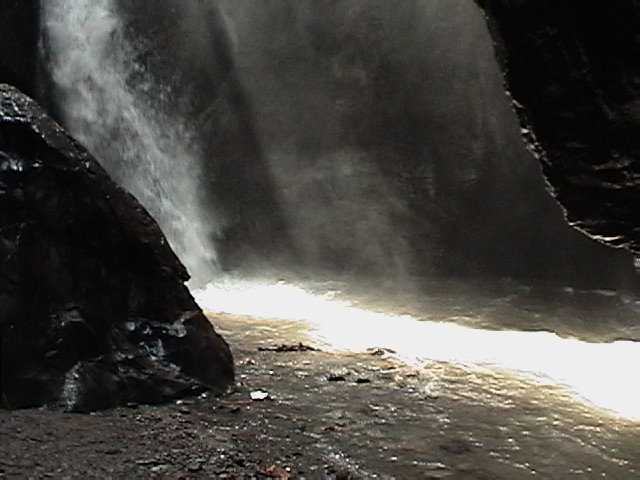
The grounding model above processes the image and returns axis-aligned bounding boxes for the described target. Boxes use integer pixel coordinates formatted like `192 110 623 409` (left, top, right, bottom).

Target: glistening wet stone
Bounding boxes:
0 84 234 411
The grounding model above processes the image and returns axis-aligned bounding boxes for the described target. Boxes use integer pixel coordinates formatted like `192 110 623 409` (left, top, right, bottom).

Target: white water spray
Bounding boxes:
42 0 218 284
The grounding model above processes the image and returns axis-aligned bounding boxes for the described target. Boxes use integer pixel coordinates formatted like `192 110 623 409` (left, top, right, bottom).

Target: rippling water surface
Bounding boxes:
196 276 640 478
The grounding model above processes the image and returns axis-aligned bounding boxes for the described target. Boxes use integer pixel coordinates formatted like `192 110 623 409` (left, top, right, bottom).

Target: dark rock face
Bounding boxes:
0 0 41 99
0 84 234 411
476 0 640 258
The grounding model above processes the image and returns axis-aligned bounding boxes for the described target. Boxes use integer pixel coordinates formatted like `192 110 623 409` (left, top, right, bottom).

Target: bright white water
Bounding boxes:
195 278 640 422
42 0 218 284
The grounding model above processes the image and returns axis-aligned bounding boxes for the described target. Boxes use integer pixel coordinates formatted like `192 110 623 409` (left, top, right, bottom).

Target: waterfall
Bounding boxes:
41 0 218 285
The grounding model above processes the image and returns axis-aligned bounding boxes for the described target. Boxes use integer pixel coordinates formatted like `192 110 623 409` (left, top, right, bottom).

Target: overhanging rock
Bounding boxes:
476 0 640 260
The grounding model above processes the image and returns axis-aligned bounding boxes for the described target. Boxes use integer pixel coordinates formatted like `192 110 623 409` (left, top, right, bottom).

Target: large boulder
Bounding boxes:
0 84 234 411
476 0 640 259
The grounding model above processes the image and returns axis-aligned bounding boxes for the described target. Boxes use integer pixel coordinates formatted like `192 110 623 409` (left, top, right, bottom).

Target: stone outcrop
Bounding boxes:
476 0 640 259
0 84 234 411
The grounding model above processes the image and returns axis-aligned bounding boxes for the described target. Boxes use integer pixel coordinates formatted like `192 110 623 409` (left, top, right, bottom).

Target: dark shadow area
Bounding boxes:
0 0 40 98
477 0 640 258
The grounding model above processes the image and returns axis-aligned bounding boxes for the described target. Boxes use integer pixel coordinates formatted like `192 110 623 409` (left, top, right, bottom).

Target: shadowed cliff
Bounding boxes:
477 0 640 260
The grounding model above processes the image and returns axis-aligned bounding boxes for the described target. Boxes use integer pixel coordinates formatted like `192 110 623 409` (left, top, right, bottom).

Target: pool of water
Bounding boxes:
195 276 640 477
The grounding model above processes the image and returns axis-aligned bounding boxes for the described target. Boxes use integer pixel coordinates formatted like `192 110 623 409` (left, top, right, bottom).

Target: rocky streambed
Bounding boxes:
2 313 638 479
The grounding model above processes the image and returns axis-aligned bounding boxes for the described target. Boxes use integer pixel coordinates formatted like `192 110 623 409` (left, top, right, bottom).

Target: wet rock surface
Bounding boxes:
477 0 640 257
0 84 234 411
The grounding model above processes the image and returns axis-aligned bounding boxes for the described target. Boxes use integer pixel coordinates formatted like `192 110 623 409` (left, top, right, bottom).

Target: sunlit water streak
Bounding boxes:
195 280 640 421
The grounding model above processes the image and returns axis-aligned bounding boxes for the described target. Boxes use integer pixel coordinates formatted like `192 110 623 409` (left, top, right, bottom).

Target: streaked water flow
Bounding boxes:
42 0 219 284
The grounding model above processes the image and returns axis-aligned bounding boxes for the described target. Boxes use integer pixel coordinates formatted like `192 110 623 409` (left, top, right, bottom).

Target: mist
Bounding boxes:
41 0 639 293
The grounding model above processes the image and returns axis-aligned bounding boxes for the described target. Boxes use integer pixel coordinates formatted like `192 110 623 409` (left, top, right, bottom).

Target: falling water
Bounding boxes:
34 1 640 475
41 0 219 285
